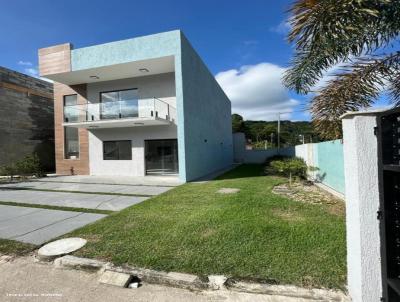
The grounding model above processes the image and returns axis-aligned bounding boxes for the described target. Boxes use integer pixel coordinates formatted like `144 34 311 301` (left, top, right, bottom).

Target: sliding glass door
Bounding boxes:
145 139 178 175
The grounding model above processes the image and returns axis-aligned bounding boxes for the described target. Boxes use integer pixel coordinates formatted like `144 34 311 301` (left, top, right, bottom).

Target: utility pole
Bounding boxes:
277 113 281 150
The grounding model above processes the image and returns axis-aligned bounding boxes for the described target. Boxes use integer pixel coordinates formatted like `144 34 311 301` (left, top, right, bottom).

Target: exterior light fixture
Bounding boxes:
89 75 99 79
139 68 149 73
134 122 145 125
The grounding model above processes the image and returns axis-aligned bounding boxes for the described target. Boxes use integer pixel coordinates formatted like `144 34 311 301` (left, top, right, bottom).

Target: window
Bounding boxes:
103 141 132 160
64 127 79 159
100 89 138 119
63 94 78 122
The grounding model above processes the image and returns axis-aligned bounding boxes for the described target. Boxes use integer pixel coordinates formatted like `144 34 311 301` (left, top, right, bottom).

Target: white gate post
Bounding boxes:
341 112 382 302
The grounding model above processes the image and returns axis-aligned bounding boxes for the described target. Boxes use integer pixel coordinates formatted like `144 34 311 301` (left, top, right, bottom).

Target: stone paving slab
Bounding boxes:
0 189 148 211
14 213 105 245
0 206 41 222
0 205 106 245
0 181 173 196
36 175 183 186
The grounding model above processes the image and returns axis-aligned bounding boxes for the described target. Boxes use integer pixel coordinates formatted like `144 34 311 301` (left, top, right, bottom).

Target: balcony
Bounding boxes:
63 98 176 129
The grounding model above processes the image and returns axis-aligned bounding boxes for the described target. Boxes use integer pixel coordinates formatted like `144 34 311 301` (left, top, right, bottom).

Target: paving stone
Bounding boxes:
0 181 174 196
0 189 145 211
0 205 106 245
226 280 349 301
110 266 208 290
216 188 240 194
38 238 87 261
0 208 78 239
99 270 132 287
14 213 106 245
54 255 105 271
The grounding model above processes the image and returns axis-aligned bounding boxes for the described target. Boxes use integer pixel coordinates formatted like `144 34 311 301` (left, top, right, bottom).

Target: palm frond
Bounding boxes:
284 0 400 93
311 52 400 139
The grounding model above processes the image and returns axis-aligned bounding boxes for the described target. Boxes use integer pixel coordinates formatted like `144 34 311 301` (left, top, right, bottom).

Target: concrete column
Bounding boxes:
341 112 382 302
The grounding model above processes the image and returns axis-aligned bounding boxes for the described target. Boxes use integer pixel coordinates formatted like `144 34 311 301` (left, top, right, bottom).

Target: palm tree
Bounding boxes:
283 0 400 139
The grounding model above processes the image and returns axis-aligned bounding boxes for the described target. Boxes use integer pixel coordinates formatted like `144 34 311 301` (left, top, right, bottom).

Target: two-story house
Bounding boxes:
38 30 233 182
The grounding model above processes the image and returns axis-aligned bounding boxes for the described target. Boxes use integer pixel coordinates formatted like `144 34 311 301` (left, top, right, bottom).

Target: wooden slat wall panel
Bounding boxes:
38 43 72 76
54 82 89 175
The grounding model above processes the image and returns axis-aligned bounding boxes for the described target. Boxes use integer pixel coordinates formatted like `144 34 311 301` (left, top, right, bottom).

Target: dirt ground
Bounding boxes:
0 255 318 302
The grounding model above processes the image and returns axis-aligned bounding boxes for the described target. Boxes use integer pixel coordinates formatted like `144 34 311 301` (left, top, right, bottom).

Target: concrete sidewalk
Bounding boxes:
0 256 313 302
0 181 173 196
0 189 147 211
0 205 106 245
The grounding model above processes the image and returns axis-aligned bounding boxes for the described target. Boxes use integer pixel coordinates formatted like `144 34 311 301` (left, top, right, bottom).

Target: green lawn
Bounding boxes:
0 239 36 256
68 164 346 289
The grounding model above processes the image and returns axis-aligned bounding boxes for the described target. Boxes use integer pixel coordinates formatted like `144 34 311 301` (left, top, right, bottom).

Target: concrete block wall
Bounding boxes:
233 132 295 163
341 112 382 302
0 66 54 171
295 140 345 195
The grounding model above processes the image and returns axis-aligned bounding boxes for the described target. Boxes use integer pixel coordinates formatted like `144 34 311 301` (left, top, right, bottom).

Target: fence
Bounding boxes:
295 139 345 197
233 133 295 163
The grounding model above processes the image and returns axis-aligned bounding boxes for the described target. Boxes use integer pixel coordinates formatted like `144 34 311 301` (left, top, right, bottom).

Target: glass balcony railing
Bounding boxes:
64 98 177 124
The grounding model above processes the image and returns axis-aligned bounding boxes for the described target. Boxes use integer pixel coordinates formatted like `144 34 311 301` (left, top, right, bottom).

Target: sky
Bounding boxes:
1 0 317 121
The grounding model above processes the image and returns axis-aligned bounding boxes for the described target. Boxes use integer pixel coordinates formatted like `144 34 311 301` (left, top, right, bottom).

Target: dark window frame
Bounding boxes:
63 94 78 106
103 140 132 160
64 126 80 160
99 88 138 104
144 138 179 175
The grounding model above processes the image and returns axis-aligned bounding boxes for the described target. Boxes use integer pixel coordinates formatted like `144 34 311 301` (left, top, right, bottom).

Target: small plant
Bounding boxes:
270 157 310 186
15 154 44 178
0 163 17 180
0 153 44 179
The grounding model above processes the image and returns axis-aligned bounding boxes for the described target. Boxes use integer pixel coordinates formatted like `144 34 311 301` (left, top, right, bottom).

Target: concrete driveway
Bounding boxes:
0 176 180 245
0 205 106 245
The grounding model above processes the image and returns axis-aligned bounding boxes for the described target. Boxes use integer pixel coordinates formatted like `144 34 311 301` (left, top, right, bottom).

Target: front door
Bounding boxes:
145 139 178 175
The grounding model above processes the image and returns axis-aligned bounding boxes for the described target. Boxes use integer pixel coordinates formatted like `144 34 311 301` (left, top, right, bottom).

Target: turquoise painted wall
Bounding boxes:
180 33 233 181
314 140 345 194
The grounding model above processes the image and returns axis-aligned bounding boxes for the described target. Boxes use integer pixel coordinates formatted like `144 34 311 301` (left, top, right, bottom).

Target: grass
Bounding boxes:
0 238 36 256
67 164 346 289
0 200 113 215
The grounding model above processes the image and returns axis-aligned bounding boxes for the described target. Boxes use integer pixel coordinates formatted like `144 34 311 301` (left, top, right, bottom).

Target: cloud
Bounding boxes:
216 63 300 121
17 60 33 66
24 67 39 77
269 20 291 35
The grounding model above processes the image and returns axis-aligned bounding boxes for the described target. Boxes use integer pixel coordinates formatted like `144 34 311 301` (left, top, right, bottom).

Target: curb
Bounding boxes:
50 255 349 301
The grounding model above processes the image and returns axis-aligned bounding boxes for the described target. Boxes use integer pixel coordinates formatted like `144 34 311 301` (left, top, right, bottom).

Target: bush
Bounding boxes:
269 157 308 185
0 154 44 179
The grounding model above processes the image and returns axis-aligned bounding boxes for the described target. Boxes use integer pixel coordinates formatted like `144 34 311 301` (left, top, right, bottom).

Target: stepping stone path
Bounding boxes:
38 237 87 261
217 188 240 194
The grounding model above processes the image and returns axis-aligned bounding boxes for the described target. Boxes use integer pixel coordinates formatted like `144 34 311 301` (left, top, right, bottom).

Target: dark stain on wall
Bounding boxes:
0 66 55 172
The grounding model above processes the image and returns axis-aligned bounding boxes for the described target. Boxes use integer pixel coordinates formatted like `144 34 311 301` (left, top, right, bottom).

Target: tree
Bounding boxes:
270 157 308 186
232 114 245 133
284 0 400 139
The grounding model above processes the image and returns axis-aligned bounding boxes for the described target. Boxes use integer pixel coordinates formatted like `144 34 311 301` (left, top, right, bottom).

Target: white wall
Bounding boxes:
295 144 315 167
88 125 177 176
87 72 176 108
342 113 382 302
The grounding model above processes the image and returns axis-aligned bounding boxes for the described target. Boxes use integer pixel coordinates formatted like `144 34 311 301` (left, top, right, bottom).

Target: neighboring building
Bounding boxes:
0 66 54 171
38 30 233 181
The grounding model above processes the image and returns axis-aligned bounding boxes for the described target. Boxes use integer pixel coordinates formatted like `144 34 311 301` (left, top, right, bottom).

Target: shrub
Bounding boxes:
0 163 17 180
0 153 44 179
269 157 308 186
